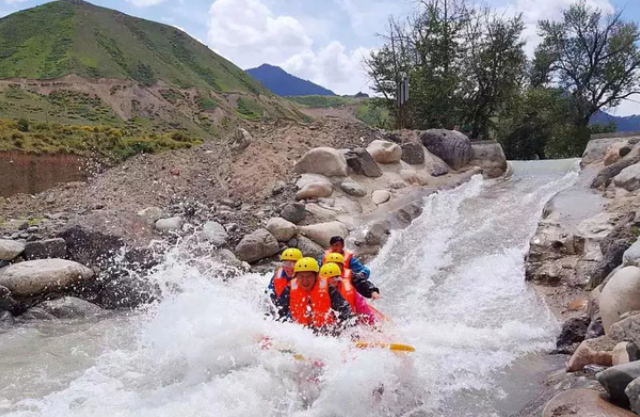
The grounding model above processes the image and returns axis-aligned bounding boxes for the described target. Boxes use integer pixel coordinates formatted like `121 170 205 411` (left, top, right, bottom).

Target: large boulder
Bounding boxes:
295 182 333 200
58 225 125 269
583 138 627 166
202 221 228 247
626 376 640 414
400 142 425 165
280 202 306 225
609 314 640 347
614 163 640 192
612 342 640 366
600 266 640 333
0 259 94 297
266 218 297 242
294 236 325 259
32 297 103 320
294 147 348 177
469 141 508 178
421 129 473 170
298 222 349 248
24 239 67 260
606 142 630 166
155 217 184 233
366 140 402 164
340 180 367 197
344 148 383 177
592 151 640 189
624 240 640 267
556 317 590 354
542 389 636 417
0 240 25 261
372 190 391 205
597 362 640 406
235 229 280 263
137 207 165 225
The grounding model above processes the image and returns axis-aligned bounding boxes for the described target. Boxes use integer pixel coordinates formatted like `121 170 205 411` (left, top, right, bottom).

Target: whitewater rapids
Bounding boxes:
0 160 579 417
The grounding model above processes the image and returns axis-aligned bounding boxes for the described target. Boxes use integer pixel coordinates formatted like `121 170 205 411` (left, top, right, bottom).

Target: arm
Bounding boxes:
348 257 371 279
267 274 277 304
328 286 354 323
352 274 380 298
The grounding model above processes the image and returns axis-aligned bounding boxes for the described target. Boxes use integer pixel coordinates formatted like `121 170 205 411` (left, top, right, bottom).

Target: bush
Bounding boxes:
17 118 29 132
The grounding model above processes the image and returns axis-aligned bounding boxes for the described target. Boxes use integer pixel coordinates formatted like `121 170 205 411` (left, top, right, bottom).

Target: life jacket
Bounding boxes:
272 268 292 298
323 249 353 269
289 277 335 329
337 269 356 311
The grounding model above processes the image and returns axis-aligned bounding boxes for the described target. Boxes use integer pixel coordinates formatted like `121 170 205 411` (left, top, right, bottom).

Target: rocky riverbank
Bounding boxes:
0 119 506 325
524 134 640 416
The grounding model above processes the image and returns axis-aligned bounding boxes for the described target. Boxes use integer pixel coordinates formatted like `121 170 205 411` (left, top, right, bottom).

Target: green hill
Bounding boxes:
0 0 266 93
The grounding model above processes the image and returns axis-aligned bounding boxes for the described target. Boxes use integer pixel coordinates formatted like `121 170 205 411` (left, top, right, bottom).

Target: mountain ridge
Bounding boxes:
246 64 336 97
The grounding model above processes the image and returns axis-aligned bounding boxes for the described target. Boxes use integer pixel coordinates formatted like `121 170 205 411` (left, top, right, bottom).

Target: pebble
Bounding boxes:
10 233 19 240
18 233 29 239
18 222 29 231
27 226 39 233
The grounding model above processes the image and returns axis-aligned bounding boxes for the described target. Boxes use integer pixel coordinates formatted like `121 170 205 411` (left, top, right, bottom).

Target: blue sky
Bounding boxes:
2 0 640 115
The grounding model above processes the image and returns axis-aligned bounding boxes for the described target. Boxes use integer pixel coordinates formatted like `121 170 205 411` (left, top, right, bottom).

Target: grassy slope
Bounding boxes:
287 95 391 128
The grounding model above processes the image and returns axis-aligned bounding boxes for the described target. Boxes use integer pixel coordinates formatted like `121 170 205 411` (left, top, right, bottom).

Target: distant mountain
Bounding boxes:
591 110 640 132
246 64 336 97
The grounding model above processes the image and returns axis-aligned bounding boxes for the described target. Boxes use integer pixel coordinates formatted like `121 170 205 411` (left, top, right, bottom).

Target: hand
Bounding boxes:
371 292 380 301
354 272 367 280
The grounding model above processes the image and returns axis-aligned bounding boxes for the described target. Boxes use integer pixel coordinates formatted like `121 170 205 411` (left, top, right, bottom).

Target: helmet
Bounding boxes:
281 248 303 262
325 252 345 264
294 257 320 273
319 263 341 279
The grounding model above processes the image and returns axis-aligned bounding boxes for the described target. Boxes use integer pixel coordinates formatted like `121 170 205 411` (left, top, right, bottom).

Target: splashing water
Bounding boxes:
0 160 579 417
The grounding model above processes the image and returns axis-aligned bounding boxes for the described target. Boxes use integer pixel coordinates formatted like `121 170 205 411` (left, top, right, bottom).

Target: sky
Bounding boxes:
1 0 640 115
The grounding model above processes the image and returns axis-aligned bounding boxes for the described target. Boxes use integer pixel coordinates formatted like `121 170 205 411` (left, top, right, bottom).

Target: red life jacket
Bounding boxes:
323 249 353 269
337 269 356 311
289 277 335 328
272 268 292 298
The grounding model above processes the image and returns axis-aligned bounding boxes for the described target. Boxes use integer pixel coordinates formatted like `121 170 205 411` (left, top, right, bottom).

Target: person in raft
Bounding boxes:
319 262 377 325
266 248 303 317
320 236 371 280
323 252 380 301
276 257 354 334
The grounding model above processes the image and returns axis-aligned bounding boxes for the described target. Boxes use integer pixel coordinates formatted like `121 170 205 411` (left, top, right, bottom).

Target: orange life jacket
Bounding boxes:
289 277 335 329
272 268 291 298
323 249 353 269
337 269 356 311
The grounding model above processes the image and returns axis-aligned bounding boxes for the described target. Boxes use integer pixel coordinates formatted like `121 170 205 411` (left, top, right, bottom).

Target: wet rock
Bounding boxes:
556 317 590 354
469 141 508 178
614 162 640 192
236 229 280 263
0 259 94 297
0 309 13 324
366 140 402 164
365 220 391 246
295 182 333 200
400 142 425 165
0 285 17 312
231 128 252 151
202 221 228 247
344 148 383 178
612 342 640 366
137 207 165 225
600 266 640 333
218 249 244 269
266 218 297 242
624 240 640 267
542 389 636 417
24 238 67 260
625 376 640 414
295 235 324 259
597 362 640 406
587 317 605 339
90 274 159 310
294 147 348 177
340 180 367 197
421 129 473 170
298 221 349 248
372 190 391 205
58 225 124 269
155 217 184 233
35 297 103 319
281 203 306 225
0 239 25 261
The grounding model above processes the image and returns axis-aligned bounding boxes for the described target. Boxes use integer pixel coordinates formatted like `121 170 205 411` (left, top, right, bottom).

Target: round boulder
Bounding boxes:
600 266 640 333
235 229 280 263
298 222 349 248
155 217 184 233
294 147 348 177
597 362 640 407
281 203 306 224
0 259 94 297
294 236 325 259
35 297 103 320
0 239 25 261
613 163 640 192
372 190 391 205
366 140 402 164
340 180 367 197
202 221 228 247
401 142 425 165
266 218 297 242
543 389 635 417
24 238 67 260
421 129 473 170
626 376 640 414
295 182 333 200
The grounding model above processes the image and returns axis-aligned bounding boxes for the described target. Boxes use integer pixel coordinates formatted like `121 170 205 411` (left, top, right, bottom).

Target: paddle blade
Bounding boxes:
354 341 415 353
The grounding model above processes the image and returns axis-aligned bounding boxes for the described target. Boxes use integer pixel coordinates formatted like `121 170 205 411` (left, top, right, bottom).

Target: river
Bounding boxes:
0 159 579 417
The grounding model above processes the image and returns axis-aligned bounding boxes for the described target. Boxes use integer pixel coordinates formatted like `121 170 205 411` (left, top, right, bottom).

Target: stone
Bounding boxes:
400 169 420 184
365 220 391 246
58 225 125 270
469 141 508 178
400 142 425 165
612 342 640 366
266 218 297 242
556 317 590 354
626 376 640 414
231 128 252 151
606 142 629 166
294 147 348 177
0 259 94 297
23 239 67 260
235 229 280 263
587 317 605 339
609 314 640 347
600 266 640 333
430 160 450 177
597 362 640 406
614 163 640 192
295 182 333 200
218 249 244 269
137 207 165 225
295 235 325 259
0 285 16 312
202 221 228 247
624 239 640 267
590 213 640 288
542 389 636 417
305 203 338 222
390 180 407 189
281 203 306 224
372 190 391 205
344 148 383 178
272 180 287 195
567 336 618 372
421 129 473 170
593 152 640 189
18 307 55 321
340 180 367 197
0 239 25 261
26 226 39 233
298 222 349 248
0 310 13 325
35 297 103 320
366 140 402 164
155 217 184 233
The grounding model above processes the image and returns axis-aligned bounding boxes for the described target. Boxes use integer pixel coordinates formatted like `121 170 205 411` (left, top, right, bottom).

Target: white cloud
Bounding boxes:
172 24 205 45
126 0 167 7
1 0 28 4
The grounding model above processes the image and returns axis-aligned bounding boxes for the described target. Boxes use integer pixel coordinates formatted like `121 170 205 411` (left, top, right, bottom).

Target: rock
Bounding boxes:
612 342 640 366
298 222 349 248
58 225 125 269
344 148 383 178
421 129 473 170
614 163 640 192
372 190 391 205
597 362 640 406
0 239 25 261
231 128 252 151
567 336 618 372
266 218 297 242
218 249 244 269
430 160 450 177
400 142 425 165
0 310 13 325
155 217 184 233
624 240 640 267
340 180 367 197
609 314 640 347
305 203 338 222
606 142 629 166
400 169 420 184
626 376 640 414
469 141 508 178
281 203 306 225
294 147 348 177
365 220 391 246
390 180 407 189
600 266 640 333
295 182 333 200
557 317 590 354
587 317 605 339
272 180 287 195
35 297 103 320
27 226 39 233
18 222 28 231
23 239 67 260
593 152 640 189
202 221 228 247
0 259 94 297
590 213 640 288
18 307 55 321
0 285 16 312
542 389 636 417
235 229 280 263
137 207 165 225
295 235 325 259
366 140 402 164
